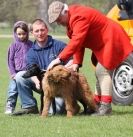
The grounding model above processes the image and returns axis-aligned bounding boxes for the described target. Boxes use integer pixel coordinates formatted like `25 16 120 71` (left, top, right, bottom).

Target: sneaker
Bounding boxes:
92 102 112 116
12 106 39 116
5 101 15 115
95 102 101 110
5 108 14 114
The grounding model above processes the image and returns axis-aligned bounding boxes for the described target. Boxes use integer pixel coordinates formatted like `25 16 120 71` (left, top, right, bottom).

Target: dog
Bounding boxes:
41 65 96 118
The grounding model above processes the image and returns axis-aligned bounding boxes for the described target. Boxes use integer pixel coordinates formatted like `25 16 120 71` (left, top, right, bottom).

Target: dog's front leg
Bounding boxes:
64 97 74 118
41 95 52 118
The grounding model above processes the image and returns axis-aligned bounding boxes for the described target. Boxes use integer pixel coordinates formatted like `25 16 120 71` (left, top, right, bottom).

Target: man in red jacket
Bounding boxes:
47 1 133 116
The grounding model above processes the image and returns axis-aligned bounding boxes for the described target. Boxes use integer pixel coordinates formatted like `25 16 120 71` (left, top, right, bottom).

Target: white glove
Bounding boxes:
65 63 79 72
72 64 79 72
64 59 73 68
47 58 61 70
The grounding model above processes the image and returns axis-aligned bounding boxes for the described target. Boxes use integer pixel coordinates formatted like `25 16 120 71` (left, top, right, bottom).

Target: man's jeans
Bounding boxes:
15 71 65 114
6 79 18 109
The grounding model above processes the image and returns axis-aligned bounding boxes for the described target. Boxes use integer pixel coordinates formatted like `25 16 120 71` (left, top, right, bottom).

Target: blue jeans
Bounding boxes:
6 79 18 109
15 71 65 114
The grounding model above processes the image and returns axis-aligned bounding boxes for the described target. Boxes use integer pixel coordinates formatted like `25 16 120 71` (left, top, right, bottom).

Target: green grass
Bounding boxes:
0 38 133 137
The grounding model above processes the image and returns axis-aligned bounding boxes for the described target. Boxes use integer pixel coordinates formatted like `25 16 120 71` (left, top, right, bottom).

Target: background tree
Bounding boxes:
15 0 39 23
0 0 117 28
0 0 38 24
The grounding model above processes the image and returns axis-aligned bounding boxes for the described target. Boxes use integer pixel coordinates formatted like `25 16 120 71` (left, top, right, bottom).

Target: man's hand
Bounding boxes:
65 63 79 72
31 76 40 90
64 59 73 68
72 64 79 72
47 58 61 70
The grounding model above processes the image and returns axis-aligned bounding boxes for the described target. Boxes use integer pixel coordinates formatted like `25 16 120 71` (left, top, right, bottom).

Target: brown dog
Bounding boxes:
41 65 96 117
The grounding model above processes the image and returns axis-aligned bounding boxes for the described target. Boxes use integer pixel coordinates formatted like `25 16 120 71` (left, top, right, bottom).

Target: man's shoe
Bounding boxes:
12 106 39 116
92 102 112 116
5 101 15 115
95 102 101 110
5 108 14 115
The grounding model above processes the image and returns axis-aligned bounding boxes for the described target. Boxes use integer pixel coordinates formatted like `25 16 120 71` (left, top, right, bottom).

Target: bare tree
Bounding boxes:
38 0 48 21
38 0 54 29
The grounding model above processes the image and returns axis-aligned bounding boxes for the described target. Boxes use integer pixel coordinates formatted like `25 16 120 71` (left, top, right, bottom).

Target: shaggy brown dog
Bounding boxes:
41 65 96 117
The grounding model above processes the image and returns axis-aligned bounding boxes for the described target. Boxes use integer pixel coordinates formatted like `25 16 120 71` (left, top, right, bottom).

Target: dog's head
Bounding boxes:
46 65 71 83
22 64 45 78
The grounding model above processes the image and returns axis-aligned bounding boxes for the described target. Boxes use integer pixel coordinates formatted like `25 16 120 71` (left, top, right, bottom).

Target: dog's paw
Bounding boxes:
66 111 73 118
40 114 47 118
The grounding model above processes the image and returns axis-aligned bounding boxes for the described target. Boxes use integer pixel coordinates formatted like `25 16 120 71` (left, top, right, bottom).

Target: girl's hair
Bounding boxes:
14 21 29 33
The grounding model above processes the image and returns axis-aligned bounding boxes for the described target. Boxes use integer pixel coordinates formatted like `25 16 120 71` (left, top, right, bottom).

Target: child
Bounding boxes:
5 21 33 114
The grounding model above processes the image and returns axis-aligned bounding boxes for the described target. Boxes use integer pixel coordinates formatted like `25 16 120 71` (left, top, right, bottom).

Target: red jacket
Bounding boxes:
58 4 133 70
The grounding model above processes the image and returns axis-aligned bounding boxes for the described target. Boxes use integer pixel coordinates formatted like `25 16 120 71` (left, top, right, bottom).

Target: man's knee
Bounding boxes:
15 71 27 83
96 63 110 78
16 71 25 78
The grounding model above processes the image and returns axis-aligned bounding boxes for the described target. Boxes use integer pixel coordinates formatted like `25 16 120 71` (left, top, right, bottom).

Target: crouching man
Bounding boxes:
12 19 72 116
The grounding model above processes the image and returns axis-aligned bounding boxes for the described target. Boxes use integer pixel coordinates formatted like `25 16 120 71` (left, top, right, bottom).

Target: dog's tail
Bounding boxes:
78 73 96 111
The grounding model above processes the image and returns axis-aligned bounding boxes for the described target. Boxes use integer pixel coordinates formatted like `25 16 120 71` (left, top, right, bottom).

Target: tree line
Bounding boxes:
0 0 117 28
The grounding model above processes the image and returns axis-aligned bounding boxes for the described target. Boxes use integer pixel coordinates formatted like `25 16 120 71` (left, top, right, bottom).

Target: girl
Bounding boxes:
5 21 33 114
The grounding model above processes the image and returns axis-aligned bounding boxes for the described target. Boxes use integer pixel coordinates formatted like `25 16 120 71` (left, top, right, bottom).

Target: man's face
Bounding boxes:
56 12 68 26
32 23 48 43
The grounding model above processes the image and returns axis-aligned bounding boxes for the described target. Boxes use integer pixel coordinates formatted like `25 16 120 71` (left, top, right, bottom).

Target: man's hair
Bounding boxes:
61 4 68 15
30 19 48 31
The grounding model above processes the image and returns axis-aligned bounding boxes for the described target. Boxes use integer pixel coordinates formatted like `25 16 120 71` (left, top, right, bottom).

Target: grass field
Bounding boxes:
0 37 133 137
